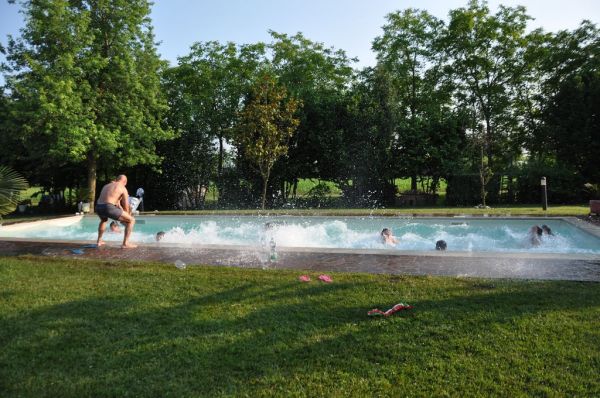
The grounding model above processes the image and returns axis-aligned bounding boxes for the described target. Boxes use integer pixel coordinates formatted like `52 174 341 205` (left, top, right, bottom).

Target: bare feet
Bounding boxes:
121 242 138 249
97 240 106 247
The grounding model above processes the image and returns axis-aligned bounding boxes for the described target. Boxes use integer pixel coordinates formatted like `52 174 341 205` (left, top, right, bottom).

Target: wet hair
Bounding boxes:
264 222 273 230
381 228 391 237
541 225 553 235
435 240 447 251
110 221 119 229
530 225 543 236
156 231 166 241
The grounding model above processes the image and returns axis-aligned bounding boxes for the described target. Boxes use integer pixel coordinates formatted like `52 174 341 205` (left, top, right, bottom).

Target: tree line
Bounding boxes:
1 0 598 210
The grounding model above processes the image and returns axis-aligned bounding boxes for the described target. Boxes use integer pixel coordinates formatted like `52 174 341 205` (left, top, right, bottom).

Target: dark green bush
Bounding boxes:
515 161 585 204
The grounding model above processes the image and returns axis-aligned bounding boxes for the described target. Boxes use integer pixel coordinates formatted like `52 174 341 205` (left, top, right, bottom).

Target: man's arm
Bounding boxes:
120 188 131 214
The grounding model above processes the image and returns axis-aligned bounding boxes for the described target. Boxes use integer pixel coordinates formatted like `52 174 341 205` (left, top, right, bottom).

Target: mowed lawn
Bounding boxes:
1 257 599 397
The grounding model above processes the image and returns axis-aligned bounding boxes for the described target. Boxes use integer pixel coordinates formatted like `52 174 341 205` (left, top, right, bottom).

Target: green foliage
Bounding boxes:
372 8 468 196
144 41 268 209
1 258 599 396
306 182 332 207
235 72 301 209
267 31 355 192
445 0 532 170
515 160 586 204
584 183 600 200
541 72 600 184
4 0 173 203
338 68 398 206
523 21 600 195
446 174 500 206
1 1 598 208
0 166 29 216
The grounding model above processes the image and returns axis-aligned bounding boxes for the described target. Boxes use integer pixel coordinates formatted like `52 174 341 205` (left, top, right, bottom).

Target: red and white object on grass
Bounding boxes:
368 303 413 317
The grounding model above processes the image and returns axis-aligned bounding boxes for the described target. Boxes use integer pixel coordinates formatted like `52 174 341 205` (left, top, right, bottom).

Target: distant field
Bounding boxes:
294 178 446 197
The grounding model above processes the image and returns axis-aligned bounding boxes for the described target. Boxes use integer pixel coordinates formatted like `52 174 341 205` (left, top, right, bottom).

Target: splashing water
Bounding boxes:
1 215 599 254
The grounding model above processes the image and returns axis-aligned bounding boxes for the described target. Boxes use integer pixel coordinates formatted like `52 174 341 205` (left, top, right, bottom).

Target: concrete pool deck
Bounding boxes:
1 215 599 281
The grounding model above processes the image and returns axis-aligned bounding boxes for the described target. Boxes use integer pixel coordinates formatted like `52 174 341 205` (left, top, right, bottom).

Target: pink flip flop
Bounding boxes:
318 274 333 283
298 275 311 282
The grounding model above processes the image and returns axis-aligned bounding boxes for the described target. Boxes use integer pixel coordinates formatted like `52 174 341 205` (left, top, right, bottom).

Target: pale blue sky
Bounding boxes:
1 0 599 70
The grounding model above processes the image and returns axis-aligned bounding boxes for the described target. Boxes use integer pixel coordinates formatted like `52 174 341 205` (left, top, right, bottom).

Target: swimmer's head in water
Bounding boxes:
435 240 447 250
156 231 166 241
530 225 543 236
381 228 392 237
541 224 553 235
110 221 120 232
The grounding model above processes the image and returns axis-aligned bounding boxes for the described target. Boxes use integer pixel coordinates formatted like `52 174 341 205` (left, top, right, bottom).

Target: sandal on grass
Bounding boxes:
368 303 413 317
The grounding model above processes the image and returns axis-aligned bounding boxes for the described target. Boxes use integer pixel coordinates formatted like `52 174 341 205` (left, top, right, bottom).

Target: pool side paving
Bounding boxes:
1 237 599 282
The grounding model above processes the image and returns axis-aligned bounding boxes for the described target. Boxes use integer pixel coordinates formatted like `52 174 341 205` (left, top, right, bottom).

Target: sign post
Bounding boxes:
541 177 548 211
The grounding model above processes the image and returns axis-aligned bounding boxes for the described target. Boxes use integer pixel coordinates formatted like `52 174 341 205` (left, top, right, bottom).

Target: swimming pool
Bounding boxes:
1 215 599 255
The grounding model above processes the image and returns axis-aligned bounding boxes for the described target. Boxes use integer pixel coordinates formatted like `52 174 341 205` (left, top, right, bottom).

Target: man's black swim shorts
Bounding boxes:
95 203 123 222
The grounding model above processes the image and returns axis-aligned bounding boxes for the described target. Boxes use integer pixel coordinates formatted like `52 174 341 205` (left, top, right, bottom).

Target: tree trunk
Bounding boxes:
87 152 97 213
479 145 486 207
293 179 298 199
484 117 493 167
261 172 270 210
411 175 417 191
216 135 224 205
218 135 224 176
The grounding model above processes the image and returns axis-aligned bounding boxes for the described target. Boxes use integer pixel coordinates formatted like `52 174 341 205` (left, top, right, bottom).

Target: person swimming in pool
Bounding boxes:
155 231 166 241
435 240 447 250
109 221 121 233
381 228 399 245
541 224 553 236
528 225 543 247
95 174 137 248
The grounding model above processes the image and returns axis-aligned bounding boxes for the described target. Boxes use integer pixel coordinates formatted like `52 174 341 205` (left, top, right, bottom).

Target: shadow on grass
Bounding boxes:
1 278 599 396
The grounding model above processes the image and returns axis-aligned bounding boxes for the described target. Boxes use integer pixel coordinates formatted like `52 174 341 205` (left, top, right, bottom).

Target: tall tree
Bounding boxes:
338 67 398 205
235 72 301 209
152 65 219 209
373 8 449 191
445 0 531 171
530 21 600 178
175 41 266 196
3 0 172 206
268 32 354 195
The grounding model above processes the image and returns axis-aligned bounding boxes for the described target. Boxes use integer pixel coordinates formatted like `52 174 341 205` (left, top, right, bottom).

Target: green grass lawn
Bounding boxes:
1 257 598 397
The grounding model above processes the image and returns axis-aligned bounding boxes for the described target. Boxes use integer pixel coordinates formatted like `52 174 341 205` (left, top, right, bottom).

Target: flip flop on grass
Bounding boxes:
368 303 413 317
298 275 311 282
318 274 333 283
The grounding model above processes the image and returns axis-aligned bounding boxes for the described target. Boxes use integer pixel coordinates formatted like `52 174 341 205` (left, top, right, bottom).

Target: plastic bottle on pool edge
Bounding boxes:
269 238 277 262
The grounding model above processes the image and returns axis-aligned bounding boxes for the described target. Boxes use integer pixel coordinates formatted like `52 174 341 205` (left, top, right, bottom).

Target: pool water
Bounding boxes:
1 216 599 254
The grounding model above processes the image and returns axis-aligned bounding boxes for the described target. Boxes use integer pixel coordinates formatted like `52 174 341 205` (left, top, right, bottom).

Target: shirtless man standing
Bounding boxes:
95 175 137 248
